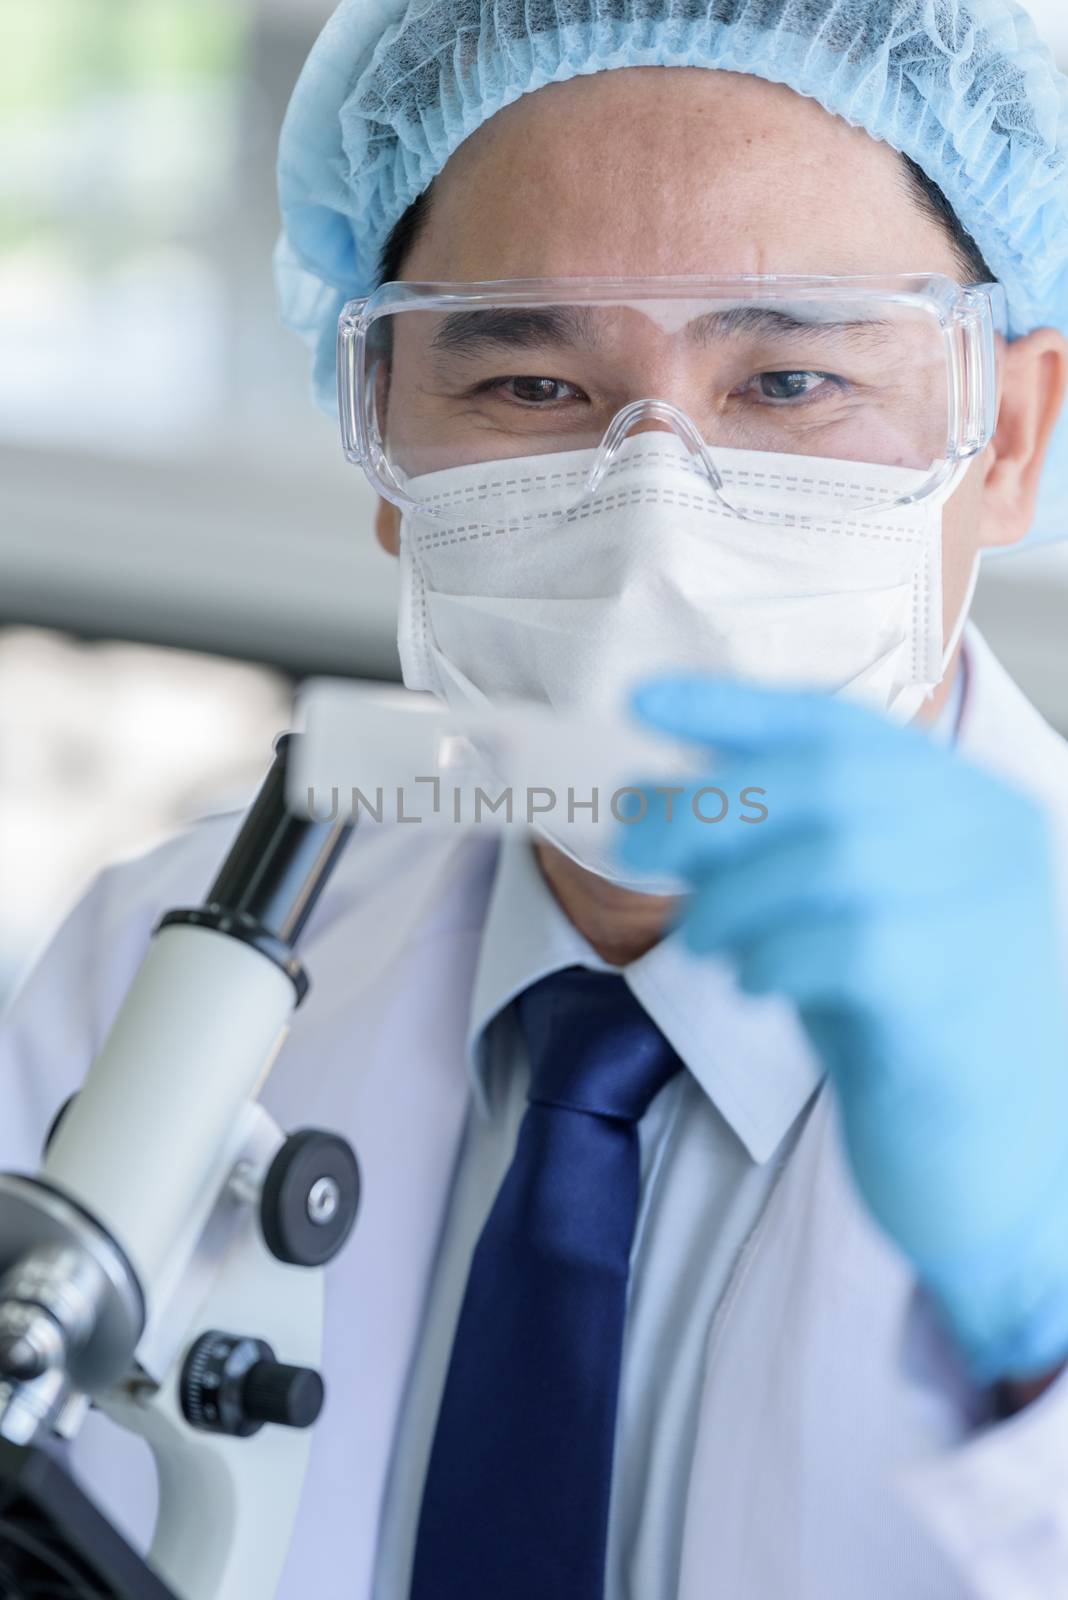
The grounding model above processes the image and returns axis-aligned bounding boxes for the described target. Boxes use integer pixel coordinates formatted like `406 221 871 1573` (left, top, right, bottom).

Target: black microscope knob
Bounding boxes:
260 1128 360 1267
243 1359 324 1430
180 1330 325 1437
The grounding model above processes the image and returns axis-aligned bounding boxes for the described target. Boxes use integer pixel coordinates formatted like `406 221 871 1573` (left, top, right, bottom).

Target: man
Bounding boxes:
5 0 1068 1595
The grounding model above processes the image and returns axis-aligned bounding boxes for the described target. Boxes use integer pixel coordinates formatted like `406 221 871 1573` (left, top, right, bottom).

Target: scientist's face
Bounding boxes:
373 66 1067 677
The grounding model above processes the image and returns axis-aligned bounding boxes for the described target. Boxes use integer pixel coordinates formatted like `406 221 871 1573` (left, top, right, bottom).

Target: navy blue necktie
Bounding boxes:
409 966 684 1600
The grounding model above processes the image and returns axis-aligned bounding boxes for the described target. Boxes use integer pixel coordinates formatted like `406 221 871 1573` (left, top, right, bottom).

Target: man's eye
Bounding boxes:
753 370 838 401
487 376 581 403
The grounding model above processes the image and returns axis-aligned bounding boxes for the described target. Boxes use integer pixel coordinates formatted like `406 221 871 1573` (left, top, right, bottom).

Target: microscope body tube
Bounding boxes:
40 924 293 1297
35 733 351 1318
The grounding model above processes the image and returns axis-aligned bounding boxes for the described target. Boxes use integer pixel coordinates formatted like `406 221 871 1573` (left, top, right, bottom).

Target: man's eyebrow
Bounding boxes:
425 302 896 359
428 306 600 358
684 306 897 346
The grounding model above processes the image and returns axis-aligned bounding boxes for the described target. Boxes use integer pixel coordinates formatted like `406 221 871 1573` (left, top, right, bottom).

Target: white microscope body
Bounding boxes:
0 735 356 1599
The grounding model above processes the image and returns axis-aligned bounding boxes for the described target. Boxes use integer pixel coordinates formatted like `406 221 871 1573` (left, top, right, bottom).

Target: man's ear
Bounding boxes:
375 497 401 556
978 327 1068 550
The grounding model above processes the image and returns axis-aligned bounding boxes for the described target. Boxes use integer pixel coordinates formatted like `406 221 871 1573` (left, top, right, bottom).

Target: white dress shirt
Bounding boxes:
372 675 967 1598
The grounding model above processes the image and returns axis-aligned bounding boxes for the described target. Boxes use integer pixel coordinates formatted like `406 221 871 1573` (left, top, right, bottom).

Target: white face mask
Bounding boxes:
396 433 976 888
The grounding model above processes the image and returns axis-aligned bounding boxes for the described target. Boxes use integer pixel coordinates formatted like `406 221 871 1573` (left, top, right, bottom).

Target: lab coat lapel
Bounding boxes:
673 1056 1000 1598
673 1087 949 1599
675 623 1068 1598
263 830 498 1600
957 623 1068 870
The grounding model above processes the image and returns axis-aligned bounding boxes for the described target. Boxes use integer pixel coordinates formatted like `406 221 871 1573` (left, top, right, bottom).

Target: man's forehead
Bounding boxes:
436 65 894 197
416 69 958 282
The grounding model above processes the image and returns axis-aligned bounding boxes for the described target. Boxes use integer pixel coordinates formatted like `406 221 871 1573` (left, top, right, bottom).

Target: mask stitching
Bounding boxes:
416 450 688 503
917 526 932 681
402 535 435 690
911 548 923 683
408 487 929 552
417 564 430 681
905 525 940 685
413 448 922 509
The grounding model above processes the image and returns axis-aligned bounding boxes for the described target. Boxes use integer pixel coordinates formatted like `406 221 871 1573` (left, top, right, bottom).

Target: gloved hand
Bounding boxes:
618 676 1068 1386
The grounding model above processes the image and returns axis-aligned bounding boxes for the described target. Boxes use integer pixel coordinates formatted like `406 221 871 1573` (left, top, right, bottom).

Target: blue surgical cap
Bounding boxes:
275 0 1068 544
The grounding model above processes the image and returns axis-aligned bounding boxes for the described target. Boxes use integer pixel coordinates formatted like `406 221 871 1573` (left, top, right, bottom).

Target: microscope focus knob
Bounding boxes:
180 1329 325 1437
243 1358 324 1429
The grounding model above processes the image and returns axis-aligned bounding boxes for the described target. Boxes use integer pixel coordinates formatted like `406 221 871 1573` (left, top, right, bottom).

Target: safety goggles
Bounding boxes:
337 273 1007 526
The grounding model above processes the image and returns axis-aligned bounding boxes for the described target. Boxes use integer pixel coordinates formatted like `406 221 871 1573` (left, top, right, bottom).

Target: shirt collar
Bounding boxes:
465 836 615 1110
466 836 822 1164
466 645 970 1162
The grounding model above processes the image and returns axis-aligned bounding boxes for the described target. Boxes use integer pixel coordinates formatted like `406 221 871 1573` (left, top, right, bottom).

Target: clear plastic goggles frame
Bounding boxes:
337 273 1007 525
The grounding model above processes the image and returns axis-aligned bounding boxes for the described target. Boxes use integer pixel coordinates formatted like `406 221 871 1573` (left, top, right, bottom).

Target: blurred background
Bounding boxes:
1 0 1068 1003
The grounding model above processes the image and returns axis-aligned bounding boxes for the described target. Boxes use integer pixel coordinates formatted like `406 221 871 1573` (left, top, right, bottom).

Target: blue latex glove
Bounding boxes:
618 676 1068 1386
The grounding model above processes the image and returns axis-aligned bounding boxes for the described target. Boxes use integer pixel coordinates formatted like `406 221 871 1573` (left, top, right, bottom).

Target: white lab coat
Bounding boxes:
2 621 1068 1600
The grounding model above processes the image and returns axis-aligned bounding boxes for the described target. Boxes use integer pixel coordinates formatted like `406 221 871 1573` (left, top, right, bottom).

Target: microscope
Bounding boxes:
0 684 695 1598
0 734 358 1599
